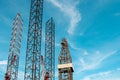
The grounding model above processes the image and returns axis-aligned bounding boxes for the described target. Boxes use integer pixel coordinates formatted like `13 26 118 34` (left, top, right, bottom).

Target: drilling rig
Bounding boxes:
45 17 55 80
5 13 23 80
58 38 74 80
24 0 44 80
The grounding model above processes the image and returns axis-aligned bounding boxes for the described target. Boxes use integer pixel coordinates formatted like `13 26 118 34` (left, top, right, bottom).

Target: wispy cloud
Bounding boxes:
48 0 81 35
0 60 7 65
0 15 12 26
75 50 118 73
114 12 120 16
55 42 60 47
0 39 9 44
0 60 7 78
69 41 80 50
18 70 24 80
117 68 120 71
55 70 58 78
68 40 89 56
0 60 24 80
82 68 120 80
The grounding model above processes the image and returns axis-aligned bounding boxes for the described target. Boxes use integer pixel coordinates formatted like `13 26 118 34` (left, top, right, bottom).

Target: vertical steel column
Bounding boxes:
24 0 44 80
45 18 55 80
5 13 23 80
58 39 74 80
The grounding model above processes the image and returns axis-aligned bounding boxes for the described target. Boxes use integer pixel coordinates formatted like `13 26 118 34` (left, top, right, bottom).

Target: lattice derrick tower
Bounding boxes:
5 13 23 80
58 39 74 80
24 0 44 80
45 18 55 80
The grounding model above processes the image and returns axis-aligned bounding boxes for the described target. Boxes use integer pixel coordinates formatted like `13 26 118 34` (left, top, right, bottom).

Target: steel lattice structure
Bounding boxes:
58 39 74 80
45 18 55 80
5 13 23 80
24 0 44 80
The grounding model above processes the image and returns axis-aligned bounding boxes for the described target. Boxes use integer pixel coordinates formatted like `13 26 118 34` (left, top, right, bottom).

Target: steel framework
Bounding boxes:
58 38 74 80
24 0 44 80
5 13 23 80
45 18 55 80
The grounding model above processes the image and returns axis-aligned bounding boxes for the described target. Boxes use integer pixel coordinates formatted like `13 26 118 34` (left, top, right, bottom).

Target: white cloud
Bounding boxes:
117 68 120 71
48 0 81 35
83 77 91 80
0 60 7 78
82 69 120 80
18 70 24 80
76 50 118 73
55 70 58 78
0 60 24 80
0 60 7 65
55 42 60 47
83 50 89 55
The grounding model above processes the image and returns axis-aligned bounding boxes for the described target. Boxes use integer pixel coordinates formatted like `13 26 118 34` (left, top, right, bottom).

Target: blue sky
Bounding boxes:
0 0 120 80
